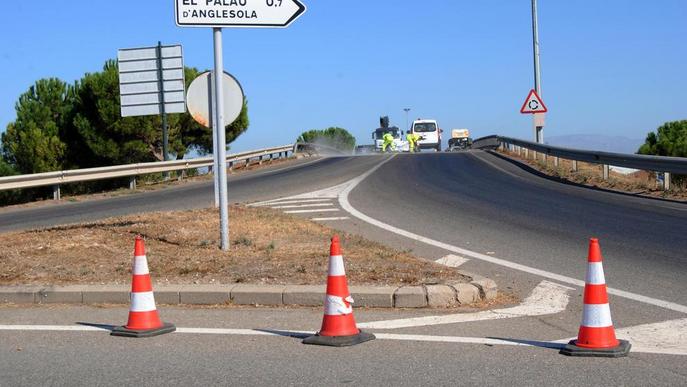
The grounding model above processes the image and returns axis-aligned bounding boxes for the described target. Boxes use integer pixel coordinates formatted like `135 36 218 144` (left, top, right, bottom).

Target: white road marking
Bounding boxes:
358 281 572 329
311 217 350 221
333 156 687 315
284 209 340 214
1 323 684 355
435 254 470 268
270 203 334 209
615 318 687 356
250 198 333 207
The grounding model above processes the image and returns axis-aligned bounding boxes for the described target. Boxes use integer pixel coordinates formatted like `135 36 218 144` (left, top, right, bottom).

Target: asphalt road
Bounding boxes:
347 151 687 305
0 156 384 232
1 306 685 386
2 150 686 385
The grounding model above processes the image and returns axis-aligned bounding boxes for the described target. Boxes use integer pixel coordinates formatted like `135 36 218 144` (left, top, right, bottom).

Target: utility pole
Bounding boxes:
403 108 411 132
531 0 544 143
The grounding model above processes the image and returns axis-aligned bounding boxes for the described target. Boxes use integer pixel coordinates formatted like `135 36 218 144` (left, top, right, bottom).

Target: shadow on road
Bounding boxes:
76 322 116 331
488 336 566 351
254 328 311 340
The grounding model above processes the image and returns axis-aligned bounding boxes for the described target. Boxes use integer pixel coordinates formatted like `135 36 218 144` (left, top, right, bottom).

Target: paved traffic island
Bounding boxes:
0 206 497 308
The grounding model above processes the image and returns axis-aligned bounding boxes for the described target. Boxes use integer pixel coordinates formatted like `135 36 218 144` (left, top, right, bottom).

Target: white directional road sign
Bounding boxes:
175 0 306 28
118 45 186 117
520 89 548 114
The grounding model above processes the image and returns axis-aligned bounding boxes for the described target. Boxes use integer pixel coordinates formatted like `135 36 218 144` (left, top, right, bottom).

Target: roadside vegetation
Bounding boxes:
297 127 356 153
0 60 250 205
638 120 686 185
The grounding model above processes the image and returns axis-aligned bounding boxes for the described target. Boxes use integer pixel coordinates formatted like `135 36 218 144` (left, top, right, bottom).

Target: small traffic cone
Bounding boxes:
303 235 375 347
111 236 175 338
560 238 630 357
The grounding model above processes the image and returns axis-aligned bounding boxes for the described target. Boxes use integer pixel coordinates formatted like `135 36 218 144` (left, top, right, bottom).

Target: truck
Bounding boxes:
409 119 442 152
447 129 472 151
372 116 409 152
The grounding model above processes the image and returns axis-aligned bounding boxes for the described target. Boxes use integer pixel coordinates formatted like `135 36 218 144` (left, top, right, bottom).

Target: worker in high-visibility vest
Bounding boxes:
406 132 415 152
382 132 395 153
406 132 421 152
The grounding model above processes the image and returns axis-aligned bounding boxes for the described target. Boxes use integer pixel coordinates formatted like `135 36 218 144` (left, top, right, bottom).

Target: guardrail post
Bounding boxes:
664 172 671 191
554 156 559 168
177 170 185 182
129 176 137 190
543 154 548 163
53 184 61 201
532 151 537 160
572 160 578 172
603 164 610 180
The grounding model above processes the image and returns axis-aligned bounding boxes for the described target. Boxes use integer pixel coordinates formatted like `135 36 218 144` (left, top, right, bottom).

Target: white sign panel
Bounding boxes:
117 45 186 117
175 0 306 28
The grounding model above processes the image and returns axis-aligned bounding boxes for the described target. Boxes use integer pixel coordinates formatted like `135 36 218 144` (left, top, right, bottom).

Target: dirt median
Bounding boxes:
0 206 467 287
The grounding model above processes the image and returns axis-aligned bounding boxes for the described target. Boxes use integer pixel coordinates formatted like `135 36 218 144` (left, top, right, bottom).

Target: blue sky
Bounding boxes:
1 1 686 153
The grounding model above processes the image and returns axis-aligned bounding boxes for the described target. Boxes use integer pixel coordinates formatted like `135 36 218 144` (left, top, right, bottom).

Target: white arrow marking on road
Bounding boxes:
358 281 573 330
435 254 470 268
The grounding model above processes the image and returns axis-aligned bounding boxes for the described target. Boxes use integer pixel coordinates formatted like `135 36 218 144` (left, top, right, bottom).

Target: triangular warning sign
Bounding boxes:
520 89 547 114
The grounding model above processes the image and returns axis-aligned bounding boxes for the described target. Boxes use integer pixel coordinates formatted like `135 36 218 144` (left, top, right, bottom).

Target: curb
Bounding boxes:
0 279 497 308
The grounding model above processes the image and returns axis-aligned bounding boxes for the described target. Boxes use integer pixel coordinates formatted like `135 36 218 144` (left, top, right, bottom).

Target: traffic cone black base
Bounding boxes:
111 322 176 338
303 330 375 347
560 339 631 358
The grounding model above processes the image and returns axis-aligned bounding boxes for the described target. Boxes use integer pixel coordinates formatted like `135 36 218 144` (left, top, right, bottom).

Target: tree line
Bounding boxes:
0 60 249 203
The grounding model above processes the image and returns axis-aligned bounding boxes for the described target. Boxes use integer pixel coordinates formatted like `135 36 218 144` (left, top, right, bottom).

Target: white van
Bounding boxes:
410 119 442 151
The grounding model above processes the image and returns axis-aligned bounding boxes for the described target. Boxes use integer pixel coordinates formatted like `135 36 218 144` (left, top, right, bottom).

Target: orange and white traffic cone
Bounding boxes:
111 236 175 338
560 238 630 357
303 235 375 347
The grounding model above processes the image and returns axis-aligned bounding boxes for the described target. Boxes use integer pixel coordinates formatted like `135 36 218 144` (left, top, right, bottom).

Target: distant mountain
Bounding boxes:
545 134 644 154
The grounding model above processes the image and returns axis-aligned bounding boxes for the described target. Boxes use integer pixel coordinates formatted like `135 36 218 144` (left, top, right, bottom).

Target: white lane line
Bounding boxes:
270 203 333 209
435 254 470 268
251 199 333 207
358 281 572 329
284 209 340 214
311 217 350 221
374 333 569 349
2 324 684 355
337 157 687 315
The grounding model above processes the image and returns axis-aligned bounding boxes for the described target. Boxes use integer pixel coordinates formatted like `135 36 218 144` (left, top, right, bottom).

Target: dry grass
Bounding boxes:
0 206 466 286
499 149 687 201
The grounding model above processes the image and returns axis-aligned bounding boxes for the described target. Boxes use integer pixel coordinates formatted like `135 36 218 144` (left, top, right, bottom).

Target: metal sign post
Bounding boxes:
213 28 230 250
175 0 307 251
531 0 544 143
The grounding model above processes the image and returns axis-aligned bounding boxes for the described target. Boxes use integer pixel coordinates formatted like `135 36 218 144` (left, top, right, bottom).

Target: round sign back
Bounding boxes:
186 71 244 128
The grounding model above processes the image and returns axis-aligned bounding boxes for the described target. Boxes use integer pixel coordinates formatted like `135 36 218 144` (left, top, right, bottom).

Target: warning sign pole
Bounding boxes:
531 0 544 143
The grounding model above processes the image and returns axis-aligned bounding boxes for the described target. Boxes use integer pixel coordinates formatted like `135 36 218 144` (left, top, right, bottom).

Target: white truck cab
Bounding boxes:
410 119 442 151
372 127 409 152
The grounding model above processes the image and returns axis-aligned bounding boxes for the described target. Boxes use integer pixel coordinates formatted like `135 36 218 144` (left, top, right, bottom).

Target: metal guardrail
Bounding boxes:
0 144 297 199
472 135 686 190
